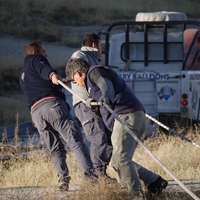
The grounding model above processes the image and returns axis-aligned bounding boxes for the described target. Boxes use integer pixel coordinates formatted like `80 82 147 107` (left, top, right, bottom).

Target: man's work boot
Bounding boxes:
58 176 71 191
147 176 168 199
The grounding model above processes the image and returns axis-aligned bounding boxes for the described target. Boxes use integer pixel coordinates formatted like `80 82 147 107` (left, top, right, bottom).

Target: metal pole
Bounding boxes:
58 80 199 200
58 80 87 104
104 104 200 200
146 113 200 149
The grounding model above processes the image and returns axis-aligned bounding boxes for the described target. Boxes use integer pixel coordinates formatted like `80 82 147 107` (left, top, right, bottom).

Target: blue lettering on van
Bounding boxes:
118 73 170 80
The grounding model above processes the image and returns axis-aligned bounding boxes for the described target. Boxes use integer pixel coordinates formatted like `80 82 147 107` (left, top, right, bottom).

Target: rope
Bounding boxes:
58 80 200 200
104 104 199 200
146 113 200 149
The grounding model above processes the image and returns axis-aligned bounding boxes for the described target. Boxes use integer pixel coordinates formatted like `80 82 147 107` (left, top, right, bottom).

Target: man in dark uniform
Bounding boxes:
19 42 95 191
65 58 168 200
69 33 113 177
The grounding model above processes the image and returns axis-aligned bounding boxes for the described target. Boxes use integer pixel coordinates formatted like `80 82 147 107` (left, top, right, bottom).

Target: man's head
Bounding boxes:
65 58 90 87
25 42 47 57
82 33 102 58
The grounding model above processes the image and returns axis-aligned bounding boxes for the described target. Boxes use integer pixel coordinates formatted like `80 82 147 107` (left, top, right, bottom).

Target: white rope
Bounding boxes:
104 104 199 200
59 80 87 103
58 80 200 200
59 80 200 149
146 113 200 149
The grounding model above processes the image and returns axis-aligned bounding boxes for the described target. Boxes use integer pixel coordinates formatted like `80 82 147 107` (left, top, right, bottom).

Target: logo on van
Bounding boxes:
157 85 176 101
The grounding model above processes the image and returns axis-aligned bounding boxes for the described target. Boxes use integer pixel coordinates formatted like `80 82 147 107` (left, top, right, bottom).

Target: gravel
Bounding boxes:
0 180 199 200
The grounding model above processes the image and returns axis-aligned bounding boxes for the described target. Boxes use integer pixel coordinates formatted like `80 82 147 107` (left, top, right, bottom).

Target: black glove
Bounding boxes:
85 98 102 118
99 95 110 107
85 98 95 108
91 106 102 118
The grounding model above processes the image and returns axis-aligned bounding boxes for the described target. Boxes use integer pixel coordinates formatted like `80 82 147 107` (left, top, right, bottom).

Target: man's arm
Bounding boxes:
90 68 115 105
50 72 62 85
33 54 60 84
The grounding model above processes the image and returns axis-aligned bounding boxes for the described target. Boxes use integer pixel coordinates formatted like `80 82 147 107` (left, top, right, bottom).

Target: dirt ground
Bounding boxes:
0 25 108 69
0 34 78 69
0 180 199 200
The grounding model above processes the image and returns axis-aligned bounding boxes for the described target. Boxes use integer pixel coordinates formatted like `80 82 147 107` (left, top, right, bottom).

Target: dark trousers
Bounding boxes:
31 98 93 179
74 102 113 175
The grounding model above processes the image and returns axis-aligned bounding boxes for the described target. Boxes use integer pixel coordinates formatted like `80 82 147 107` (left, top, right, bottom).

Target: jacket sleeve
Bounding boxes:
90 68 115 102
97 76 115 102
33 55 56 80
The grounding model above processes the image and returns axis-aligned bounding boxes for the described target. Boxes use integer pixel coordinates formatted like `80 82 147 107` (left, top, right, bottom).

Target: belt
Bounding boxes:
31 96 56 113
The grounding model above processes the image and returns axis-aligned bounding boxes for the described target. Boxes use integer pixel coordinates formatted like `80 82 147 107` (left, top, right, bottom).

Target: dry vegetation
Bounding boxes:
0 127 200 199
1 0 200 47
0 1 200 199
0 0 200 45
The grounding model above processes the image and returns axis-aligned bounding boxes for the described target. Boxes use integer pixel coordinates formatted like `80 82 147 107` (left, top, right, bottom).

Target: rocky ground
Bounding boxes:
0 180 199 200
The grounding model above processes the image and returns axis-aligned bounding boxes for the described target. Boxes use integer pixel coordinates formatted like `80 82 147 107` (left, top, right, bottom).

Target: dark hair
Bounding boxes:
65 58 90 78
24 42 42 55
82 33 101 47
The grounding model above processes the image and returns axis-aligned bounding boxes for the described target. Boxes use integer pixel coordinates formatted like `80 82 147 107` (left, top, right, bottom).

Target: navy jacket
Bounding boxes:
19 54 65 109
86 65 145 131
